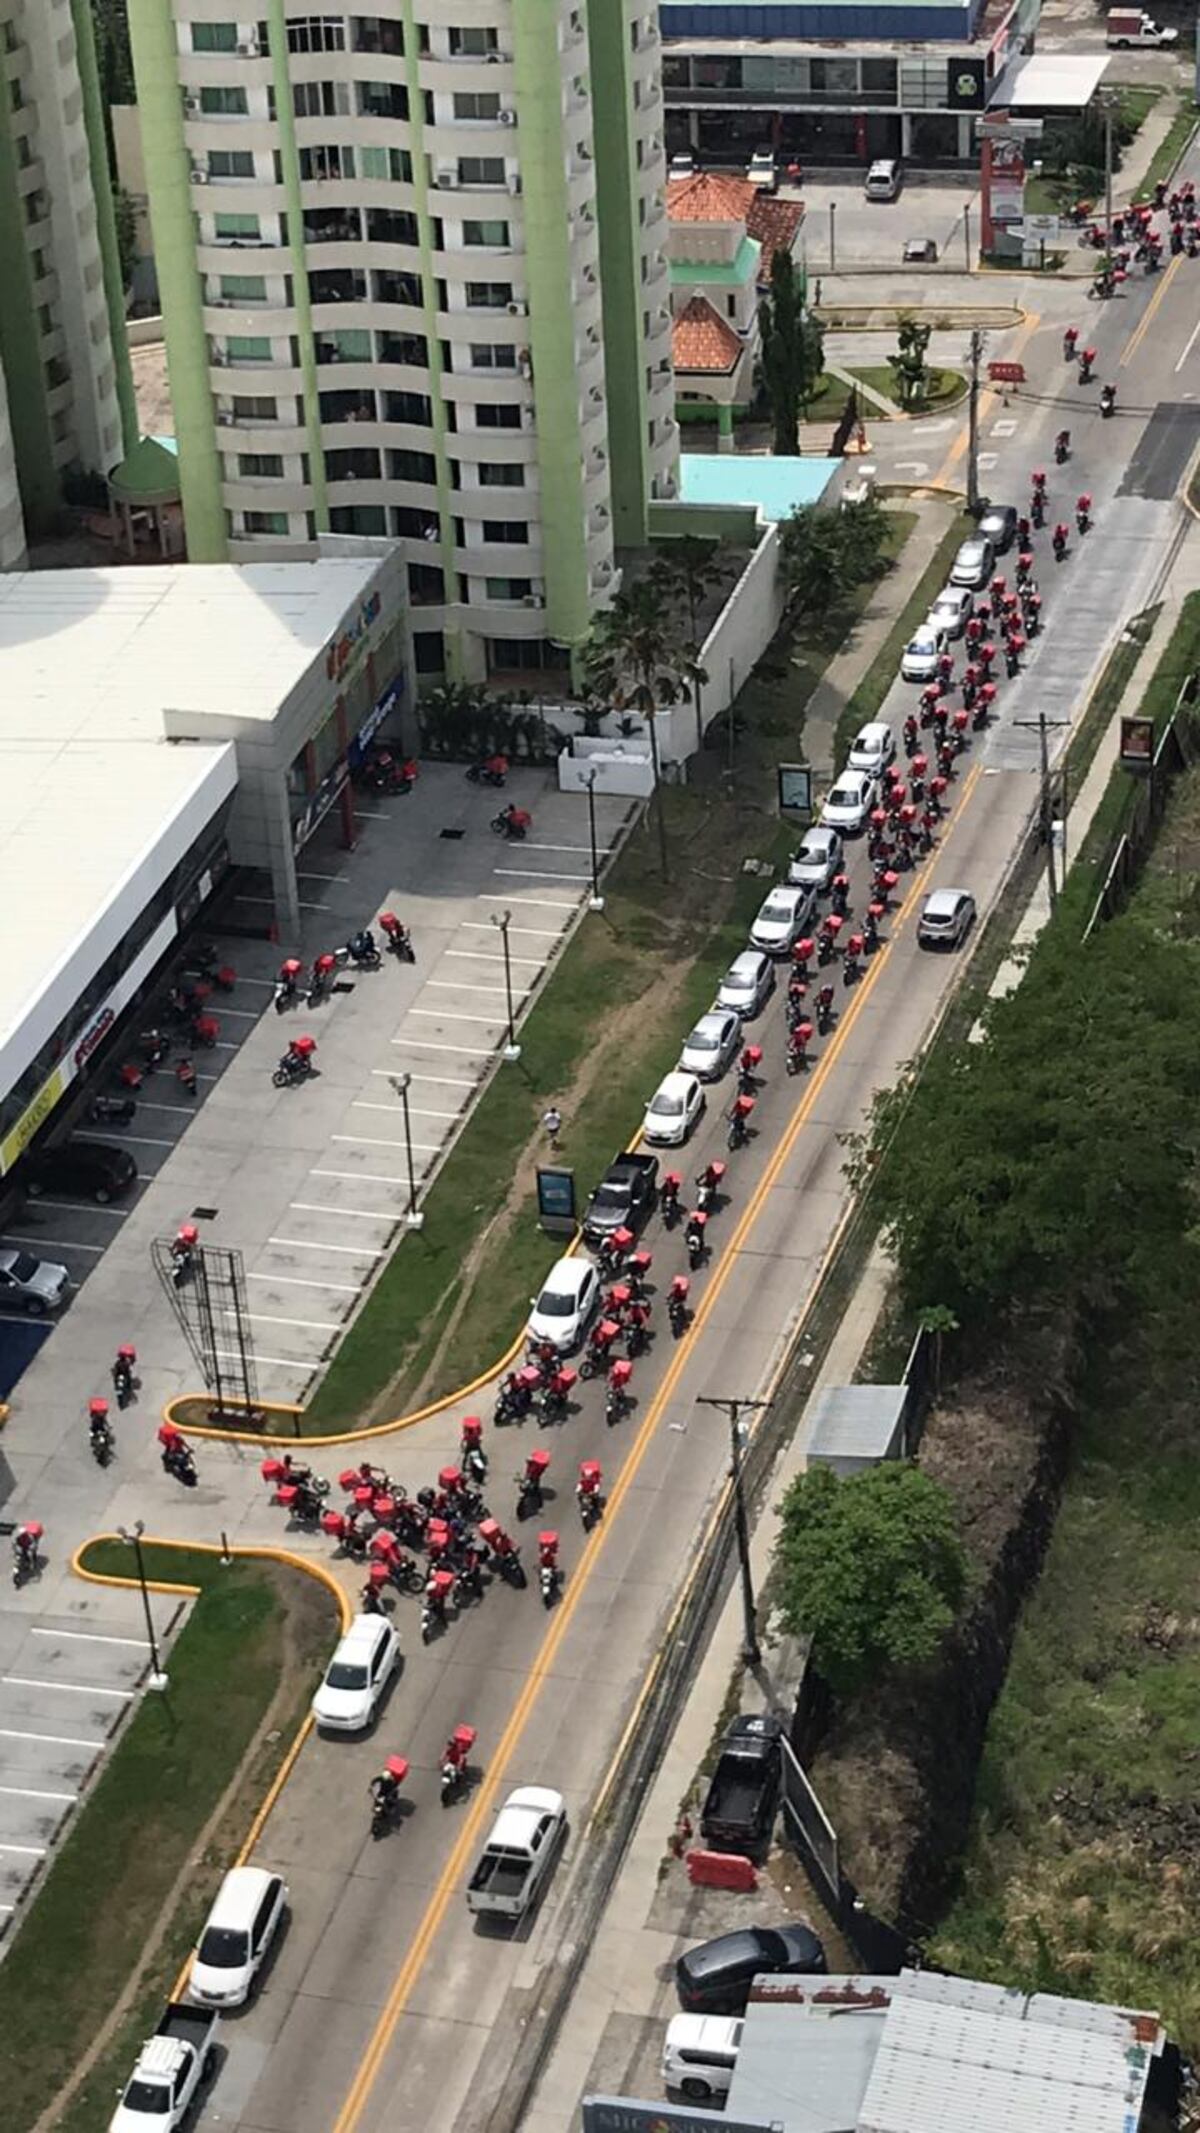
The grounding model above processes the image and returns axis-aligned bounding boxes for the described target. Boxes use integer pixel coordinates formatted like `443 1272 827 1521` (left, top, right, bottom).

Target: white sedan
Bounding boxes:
526 1255 600 1352
749 884 813 957
643 1070 705 1146
928 585 974 640
680 1009 742 1081
787 825 843 892
820 770 878 836
847 721 895 776
900 624 944 683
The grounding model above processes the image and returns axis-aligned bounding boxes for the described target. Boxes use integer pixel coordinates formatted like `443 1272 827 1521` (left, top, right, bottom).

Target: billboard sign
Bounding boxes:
536 1165 577 1232
582 2100 775 2133
1120 715 1155 771
776 763 813 818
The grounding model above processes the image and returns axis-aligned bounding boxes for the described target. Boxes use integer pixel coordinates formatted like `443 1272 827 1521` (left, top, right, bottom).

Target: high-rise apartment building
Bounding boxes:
0 0 138 563
130 1 678 680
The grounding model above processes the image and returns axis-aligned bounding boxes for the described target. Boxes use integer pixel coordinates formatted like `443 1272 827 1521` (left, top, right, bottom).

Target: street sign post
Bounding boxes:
777 763 813 818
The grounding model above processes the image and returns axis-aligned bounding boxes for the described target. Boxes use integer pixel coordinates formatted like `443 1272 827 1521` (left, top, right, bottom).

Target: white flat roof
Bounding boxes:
0 558 384 1099
997 53 1110 109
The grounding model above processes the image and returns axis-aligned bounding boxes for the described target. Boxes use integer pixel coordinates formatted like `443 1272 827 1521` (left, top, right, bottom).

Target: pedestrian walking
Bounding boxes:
543 1105 562 1150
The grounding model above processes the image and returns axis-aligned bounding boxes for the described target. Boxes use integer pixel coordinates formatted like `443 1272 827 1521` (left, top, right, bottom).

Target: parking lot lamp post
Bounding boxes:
582 770 604 913
829 199 837 272
491 909 521 1061
117 1521 169 1691
388 1073 423 1229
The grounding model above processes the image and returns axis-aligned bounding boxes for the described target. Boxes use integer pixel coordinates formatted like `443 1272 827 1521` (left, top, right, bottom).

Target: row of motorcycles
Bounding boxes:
370 1721 478 1836
273 911 416 1015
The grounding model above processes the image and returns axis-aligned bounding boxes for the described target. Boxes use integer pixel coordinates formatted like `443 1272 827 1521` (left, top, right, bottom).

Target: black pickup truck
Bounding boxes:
582 1151 659 1244
700 1715 782 1858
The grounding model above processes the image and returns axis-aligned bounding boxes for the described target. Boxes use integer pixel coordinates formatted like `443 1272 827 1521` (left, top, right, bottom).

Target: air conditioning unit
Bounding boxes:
521 592 540 606
506 299 527 316
435 162 458 186
237 38 261 57
216 411 235 426
499 109 517 127
191 169 210 185
182 92 199 113
507 173 522 195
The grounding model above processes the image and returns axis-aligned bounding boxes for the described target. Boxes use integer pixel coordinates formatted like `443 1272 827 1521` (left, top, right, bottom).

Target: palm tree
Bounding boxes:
584 580 701 879
650 538 726 753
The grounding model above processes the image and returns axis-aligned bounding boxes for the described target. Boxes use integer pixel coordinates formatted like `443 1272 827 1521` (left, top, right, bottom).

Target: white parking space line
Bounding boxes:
30 1628 144 1648
268 1235 381 1256
213 1041 240 1053
476 894 579 910
461 920 564 937
136 1100 197 1113
522 842 614 855
410 1009 505 1024
990 418 1018 437
35 1203 126 1219
249 1313 341 1332
290 1202 397 1222
2 1235 105 1254
0 1727 102 1748
235 895 329 913
372 1060 481 1077
248 1271 361 1293
313 1166 431 1185
0 1783 77 1803
342 1105 460 1120
0 1842 46 1857
3 1676 131 1699
388 1041 489 1057
424 980 510 995
88 1134 175 1150
210 1005 258 1020
445 952 544 968
493 867 589 882
331 1134 444 1152
217 1349 312 1370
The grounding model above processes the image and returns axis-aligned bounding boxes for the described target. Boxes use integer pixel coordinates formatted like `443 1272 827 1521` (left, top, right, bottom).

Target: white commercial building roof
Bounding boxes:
0 558 384 1099
995 53 1111 109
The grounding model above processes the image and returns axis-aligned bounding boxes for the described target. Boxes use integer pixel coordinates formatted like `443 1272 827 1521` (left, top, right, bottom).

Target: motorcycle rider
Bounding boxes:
786 1021 812 1075
378 911 415 961
668 1273 690 1334
274 956 303 1011
1062 324 1079 360
903 712 919 755
815 982 836 1034
170 1222 199 1285
1076 492 1092 533
659 1170 682 1224
1078 345 1096 384
1054 429 1071 463
12 1522 42 1587
517 1449 549 1516
111 1344 137 1406
88 1398 113 1461
537 1531 561 1605
685 1209 708 1269
863 905 882 953
370 1764 401 1823
1053 521 1070 560
158 1419 195 1482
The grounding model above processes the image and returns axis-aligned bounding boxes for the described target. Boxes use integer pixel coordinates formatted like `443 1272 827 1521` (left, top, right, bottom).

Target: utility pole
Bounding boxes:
697 1397 770 1666
1103 95 1114 264
829 199 837 273
966 327 983 515
1015 711 1070 910
962 201 972 272
646 711 669 881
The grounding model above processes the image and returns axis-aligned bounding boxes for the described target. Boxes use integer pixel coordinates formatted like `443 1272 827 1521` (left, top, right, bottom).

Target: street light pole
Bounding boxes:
388 1072 423 1228
962 201 972 271
966 327 983 515
697 1396 770 1667
1015 711 1070 910
829 199 837 273
118 1521 168 1691
490 908 522 1061
582 769 604 913
646 711 669 882
1103 96 1114 265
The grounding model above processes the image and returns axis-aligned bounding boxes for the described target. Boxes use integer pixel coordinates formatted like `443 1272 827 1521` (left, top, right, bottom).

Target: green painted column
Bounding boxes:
401 0 463 679
71 0 139 456
0 80 58 533
265 0 328 532
512 0 590 649
128 0 226 559
586 0 649 547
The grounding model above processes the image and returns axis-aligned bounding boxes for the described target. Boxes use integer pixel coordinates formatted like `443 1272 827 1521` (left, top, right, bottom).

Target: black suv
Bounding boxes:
22 1139 138 1205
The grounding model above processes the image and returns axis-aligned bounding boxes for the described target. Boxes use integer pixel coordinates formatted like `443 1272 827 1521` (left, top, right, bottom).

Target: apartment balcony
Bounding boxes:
196 241 286 276
325 478 397 512
223 476 313 514
417 55 515 98
215 416 308 454
302 208 364 247
308 268 368 306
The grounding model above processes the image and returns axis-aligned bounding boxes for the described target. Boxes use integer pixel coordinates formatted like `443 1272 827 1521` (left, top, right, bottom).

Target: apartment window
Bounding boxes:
463 220 509 248
24 190 46 225
469 343 515 371
453 92 500 122
209 149 256 180
482 521 527 544
243 511 290 534
366 207 418 245
476 404 521 429
316 328 371 361
299 144 355 181
15 134 32 170
29 248 47 281
331 504 388 533
485 578 532 601
200 85 248 117
487 637 570 674
408 565 445 605
360 146 412 182
357 81 408 120
226 334 273 361
383 390 433 424
233 395 277 418
388 448 437 482
310 267 366 302
38 303 54 336
466 281 511 309
193 22 238 52
215 212 261 242
327 446 382 480
238 452 284 477
373 269 422 305
478 461 524 486
449 25 499 55
377 331 427 365
294 80 350 118
458 157 505 187
220 274 267 301
287 16 346 55
9 78 22 113
353 17 404 56
393 505 439 537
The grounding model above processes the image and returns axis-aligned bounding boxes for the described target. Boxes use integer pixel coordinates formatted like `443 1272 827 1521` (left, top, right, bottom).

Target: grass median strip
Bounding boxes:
833 512 971 770
3 1548 335 2133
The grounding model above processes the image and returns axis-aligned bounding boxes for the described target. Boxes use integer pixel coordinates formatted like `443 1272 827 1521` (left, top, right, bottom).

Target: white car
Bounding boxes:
527 1255 600 1352
847 721 895 776
900 624 944 683
0 1247 69 1314
189 1867 287 2007
787 826 843 892
643 1070 705 1146
312 1613 399 1732
746 149 777 192
928 585 974 640
716 951 775 1020
820 770 878 835
749 885 814 957
680 1009 742 1082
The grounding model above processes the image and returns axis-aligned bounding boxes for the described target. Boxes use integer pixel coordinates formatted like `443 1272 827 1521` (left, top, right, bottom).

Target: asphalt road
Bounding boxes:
193 143 1200 2133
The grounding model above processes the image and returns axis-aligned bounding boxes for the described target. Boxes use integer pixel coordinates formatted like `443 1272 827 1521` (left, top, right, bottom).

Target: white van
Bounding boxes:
662 2013 744 2102
865 158 902 201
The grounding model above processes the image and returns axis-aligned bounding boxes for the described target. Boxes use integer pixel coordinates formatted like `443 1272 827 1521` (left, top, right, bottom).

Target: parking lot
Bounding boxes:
784 172 979 276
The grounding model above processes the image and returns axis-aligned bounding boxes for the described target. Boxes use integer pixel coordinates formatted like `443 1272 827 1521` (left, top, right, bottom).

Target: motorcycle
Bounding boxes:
537 1534 561 1608
815 985 835 1036
577 1461 603 1530
539 1366 576 1424
786 1025 811 1076
336 929 381 972
494 1368 537 1425
89 1401 114 1466
11 1522 43 1589
1076 495 1092 535
306 953 337 1008
685 1213 708 1271
1062 326 1079 360
111 1346 137 1407
1099 384 1116 418
440 1724 476 1801
171 1224 199 1288
1052 525 1069 561
466 756 508 788
461 1417 488 1482
88 1092 136 1126
668 1274 691 1337
421 1567 455 1642
454 1553 486 1606
659 1171 682 1227
515 1449 550 1519
138 1028 170 1070
379 911 416 962
273 1035 317 1088
370 1758 408 1838
162 1439 197 1487
606 1358 633 1427
580 1317 620 1381
491 806 532 841
1054 431 1070 465
274 958 303 1013
479 1518 526 1587
727 1095 754 1151
694 1162 725 1213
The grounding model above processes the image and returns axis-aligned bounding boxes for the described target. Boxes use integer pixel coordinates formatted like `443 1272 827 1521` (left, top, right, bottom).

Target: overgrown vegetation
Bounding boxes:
758 250 825 451
778 494 893 626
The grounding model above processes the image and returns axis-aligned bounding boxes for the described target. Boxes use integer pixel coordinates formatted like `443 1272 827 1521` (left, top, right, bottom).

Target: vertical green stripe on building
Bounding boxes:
71 0 139 458
265 0 327 533
512 0 591 648
0 71 58 533
587 0 649 547
127 0 226 559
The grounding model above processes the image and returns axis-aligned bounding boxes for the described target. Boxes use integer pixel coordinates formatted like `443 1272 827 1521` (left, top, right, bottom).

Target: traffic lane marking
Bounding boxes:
326 764 985 2133
1121 252 1182 368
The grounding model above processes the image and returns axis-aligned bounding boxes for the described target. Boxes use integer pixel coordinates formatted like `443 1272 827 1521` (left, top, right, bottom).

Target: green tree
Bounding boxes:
778 497 891 623
889 314 933 409
584 580 703 877
649 537 728 752
776 1462 969 1695
758 251 824 455
90 0 134 175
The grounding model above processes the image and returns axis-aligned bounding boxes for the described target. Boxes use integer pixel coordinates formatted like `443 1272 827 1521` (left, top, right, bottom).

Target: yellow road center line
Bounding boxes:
1120 252 1181 368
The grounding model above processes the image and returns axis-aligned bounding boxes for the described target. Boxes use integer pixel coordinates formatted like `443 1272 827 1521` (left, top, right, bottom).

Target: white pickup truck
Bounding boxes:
1106 8 1178 44
109 2002 219 2132
466 1785 566 1921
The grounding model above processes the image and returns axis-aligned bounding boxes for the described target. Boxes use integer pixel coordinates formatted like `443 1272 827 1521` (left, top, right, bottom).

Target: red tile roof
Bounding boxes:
672 295 744 376
745 194 805 281
667 172 757 224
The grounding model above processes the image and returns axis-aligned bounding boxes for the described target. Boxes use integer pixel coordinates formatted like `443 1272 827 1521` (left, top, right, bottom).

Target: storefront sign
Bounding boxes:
74 1006 117 1072
1120 715 1155 771
0 1065 68 1178
777 763 813 818
582 2098 772 2133
1022 213 1060 243
325 589 383 683
351 673 405 763
536 1166 577 1233
949 60 986 109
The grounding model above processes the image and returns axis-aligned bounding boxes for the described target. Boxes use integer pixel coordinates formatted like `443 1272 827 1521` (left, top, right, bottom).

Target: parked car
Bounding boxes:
847 721 895 776
978 501 1018 554
746 149 777 193
917 886 976 949
109 2002 218 2133
583 1153 659 1243
902 237 938 263
864 157 902 201
0 1248 69 1315
716 951 775 1021
311 1613 398 1732
928 585 974 640
820 770 878 835
679 1009 742 1082
526 1256 600 1352
900 624 944 684
749 885 814 958
700 1715 782 1857
787 825 843 893
643 1070 705 1147
669 151 697 178
662 2014 744 2104
188 1867 288 2007
22 1138 137 1206
676 1924 827 2014
466 1786 567 1920
950 535 995 589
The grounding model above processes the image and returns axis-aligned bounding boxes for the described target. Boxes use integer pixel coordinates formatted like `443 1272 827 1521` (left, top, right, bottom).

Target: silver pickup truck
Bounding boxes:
466 1786 566 1921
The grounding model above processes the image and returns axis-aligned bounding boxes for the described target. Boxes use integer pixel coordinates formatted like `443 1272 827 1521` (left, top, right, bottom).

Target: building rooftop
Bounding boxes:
745 192 805 280
805 1382 909 1464
673 295 746 375
668 170 758 223
680 452 839 522
994 51 1110 109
